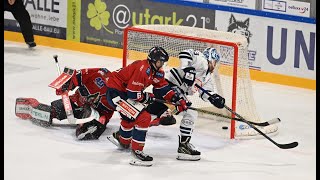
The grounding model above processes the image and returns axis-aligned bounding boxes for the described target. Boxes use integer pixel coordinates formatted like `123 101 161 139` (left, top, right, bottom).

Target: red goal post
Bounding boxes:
122 25 278 139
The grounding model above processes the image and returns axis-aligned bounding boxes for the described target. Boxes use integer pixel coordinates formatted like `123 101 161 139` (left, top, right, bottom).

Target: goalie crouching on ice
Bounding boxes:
15 46 188 166
15 67 116 140
146 47 225 161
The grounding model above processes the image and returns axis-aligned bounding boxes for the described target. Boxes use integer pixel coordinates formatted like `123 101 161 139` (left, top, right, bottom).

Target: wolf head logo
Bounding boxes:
227 14 252 45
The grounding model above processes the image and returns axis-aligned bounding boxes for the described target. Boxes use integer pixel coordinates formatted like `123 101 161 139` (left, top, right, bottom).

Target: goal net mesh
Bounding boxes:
123 25 278 139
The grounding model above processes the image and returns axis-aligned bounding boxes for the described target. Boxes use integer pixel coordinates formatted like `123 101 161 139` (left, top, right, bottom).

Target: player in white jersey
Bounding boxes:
147 47 225 161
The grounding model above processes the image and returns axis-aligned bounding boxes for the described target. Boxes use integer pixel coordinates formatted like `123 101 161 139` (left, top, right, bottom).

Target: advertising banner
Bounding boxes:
215 11 316 79
262 0 310 18
67 0 216 48
209 0 256 9
4 0 67 39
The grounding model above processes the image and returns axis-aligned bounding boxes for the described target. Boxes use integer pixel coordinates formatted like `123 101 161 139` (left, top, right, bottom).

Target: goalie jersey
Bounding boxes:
165 49 215 101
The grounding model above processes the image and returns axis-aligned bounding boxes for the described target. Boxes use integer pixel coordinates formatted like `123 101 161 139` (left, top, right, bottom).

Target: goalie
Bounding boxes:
147 47 225 161
15 67 115 140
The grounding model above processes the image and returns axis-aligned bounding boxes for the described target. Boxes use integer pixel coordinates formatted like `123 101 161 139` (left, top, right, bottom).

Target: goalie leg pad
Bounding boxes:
15 98 52 127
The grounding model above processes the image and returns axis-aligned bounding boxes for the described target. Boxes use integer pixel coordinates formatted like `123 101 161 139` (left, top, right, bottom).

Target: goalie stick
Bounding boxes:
195 83 298 149
52 55 76 124
48 55 97 124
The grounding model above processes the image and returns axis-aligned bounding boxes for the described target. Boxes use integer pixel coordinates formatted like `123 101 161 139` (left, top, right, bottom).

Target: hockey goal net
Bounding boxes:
122 25 278 139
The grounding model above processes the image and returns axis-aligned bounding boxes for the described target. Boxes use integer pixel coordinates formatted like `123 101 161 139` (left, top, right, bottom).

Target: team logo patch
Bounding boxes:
227 14 252 45
95 77 105 88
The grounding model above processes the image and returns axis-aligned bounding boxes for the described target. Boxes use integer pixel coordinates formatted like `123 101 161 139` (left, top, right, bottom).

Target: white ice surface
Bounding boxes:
4 41 316 180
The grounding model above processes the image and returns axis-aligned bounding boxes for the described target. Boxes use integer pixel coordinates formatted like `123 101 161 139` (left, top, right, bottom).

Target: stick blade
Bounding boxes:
278 141 298 149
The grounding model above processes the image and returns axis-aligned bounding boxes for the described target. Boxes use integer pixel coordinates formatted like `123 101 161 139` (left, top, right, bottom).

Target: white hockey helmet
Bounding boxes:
203 47 220 62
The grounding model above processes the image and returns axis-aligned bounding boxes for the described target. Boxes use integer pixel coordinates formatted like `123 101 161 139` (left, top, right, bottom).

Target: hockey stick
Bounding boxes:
152 98 279 127
53 55 76 124
188 107 280 127
195 83 298 149
48 57 98 124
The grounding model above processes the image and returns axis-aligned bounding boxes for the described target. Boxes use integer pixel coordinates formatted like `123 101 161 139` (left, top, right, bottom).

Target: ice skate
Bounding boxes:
107 131 130 150
177 136 201 161
129 150 153 167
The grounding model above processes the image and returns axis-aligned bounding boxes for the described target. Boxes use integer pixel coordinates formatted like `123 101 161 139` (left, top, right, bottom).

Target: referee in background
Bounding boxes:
4 0 36 48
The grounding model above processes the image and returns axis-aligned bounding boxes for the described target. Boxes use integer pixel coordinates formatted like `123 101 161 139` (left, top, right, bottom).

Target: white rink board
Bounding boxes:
215 11 316 80
4 41 315 180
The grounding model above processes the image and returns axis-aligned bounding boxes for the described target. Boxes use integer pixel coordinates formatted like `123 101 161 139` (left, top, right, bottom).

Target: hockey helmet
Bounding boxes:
147 46 169 63
203 47 220 62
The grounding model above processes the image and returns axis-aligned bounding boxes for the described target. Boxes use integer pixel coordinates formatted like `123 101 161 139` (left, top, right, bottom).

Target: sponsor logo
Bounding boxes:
119 101 136 116
155 72 164 78
113 6 184 29
140 65 144 71
215 0 244 3
146 68 151 76
288 5 309 14
181 119 194 126
52 74 70 88
31 110 50 120
87 0 113 34
62 95 72 112
132 81 144 87
239 124 251 130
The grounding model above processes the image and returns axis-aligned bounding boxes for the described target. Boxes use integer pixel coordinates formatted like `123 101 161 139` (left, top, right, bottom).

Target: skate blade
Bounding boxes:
106 135 121 147
177 153 201 161
129 159 153 167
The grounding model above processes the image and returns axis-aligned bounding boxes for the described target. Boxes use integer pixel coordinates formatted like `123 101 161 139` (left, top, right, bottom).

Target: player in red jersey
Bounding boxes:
15 67 115 140
105 46 188 166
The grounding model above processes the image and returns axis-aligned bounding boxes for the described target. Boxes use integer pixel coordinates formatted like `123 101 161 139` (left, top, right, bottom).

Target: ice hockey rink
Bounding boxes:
4 40 316 180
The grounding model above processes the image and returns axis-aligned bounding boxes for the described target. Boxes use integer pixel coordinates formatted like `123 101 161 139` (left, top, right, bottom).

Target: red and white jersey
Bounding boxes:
106 60 174 102
69 68 113 116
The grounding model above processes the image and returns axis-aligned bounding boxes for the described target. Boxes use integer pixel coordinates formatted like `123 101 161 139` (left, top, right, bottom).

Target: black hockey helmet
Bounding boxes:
147 46 169 63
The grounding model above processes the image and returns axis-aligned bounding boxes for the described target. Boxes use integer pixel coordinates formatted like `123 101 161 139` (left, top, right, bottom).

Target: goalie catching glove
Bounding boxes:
208 94 225 109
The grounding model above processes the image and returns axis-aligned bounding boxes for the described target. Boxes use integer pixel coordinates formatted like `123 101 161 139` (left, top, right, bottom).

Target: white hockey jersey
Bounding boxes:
165 49 216 101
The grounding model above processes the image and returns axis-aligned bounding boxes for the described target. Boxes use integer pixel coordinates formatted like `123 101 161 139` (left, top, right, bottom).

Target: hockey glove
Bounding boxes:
208 94 225 109
140 92 155 104
175 98 189 114
182 67 196 86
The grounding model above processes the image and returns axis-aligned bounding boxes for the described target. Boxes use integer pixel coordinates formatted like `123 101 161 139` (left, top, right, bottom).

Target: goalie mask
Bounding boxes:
147 46 169 71
203 47 220 63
